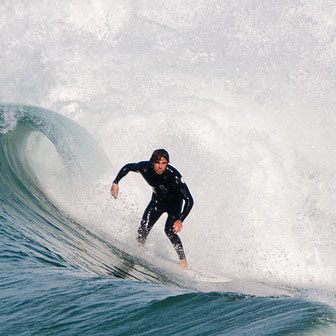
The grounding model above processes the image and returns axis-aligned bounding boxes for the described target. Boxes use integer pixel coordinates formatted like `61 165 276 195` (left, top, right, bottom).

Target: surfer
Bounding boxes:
111 149 194 270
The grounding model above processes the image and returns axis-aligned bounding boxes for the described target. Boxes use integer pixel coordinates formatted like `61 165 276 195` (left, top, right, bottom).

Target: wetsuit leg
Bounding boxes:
137 200 163 244
164 201 186 260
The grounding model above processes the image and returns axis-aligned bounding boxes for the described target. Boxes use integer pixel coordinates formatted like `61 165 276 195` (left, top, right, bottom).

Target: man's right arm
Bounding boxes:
111 162 145 199
113 163 140 184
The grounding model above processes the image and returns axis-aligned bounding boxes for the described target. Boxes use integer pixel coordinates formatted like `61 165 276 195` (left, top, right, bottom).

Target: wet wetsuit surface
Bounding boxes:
113 161 194 259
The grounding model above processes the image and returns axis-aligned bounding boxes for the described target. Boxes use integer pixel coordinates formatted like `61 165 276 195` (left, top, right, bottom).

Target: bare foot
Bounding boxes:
180 258 188 270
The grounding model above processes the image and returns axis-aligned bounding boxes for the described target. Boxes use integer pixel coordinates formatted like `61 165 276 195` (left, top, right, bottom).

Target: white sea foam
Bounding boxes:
0 105 20 134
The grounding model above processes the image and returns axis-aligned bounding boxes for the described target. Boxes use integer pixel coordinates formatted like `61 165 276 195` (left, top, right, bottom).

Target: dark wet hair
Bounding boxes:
150 149 170 163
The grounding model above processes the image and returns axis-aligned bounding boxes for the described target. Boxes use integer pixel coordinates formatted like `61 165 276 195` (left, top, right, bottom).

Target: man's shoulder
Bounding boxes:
135 160 152 171
166 164 182 178
137 160 151 166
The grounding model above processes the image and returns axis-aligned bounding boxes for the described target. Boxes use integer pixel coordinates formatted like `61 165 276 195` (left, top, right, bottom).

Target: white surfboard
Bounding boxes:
186 268 233 283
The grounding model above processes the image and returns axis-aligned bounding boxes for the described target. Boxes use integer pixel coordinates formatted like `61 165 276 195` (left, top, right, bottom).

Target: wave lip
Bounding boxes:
0 103 111 179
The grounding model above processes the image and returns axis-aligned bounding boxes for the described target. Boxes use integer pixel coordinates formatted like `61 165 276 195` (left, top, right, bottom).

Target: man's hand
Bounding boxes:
173 220 183 234
111 183 119 199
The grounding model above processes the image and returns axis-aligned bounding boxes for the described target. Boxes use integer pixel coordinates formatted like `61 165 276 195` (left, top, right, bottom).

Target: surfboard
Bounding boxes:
185 268 233 283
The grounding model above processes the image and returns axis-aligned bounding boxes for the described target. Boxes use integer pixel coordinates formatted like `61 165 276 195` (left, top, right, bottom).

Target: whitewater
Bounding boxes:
1 1 336 335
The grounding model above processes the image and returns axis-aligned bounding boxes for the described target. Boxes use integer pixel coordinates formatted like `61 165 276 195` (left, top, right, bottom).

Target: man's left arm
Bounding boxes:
178 179 194 222
173 176 193 234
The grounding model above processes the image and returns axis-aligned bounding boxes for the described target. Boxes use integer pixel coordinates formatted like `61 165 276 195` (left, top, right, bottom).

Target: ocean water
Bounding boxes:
1 1 336 335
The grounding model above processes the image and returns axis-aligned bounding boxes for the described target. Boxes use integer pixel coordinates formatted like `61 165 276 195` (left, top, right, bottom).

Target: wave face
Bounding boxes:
1 1 336 335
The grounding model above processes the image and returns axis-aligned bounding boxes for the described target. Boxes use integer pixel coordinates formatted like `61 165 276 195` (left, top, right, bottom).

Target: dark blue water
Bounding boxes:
1 105 336 335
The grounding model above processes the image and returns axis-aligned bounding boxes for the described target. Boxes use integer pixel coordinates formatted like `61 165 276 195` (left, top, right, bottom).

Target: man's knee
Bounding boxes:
164 225 174 238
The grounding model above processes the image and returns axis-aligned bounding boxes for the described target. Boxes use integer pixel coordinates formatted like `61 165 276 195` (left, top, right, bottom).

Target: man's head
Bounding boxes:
150 149 169 174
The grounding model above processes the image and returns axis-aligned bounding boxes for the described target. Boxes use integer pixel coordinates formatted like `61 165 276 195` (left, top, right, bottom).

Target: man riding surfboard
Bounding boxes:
111 149 194 270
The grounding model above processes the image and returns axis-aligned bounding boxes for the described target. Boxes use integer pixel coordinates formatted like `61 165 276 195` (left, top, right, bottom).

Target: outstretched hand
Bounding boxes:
173 220 183 234
111 183 119 199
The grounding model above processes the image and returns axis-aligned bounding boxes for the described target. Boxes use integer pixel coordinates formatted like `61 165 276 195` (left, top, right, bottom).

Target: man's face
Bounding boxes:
153 157 168 174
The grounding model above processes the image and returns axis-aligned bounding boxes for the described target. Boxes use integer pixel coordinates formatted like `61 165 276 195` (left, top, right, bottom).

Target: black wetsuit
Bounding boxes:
113 161 194 260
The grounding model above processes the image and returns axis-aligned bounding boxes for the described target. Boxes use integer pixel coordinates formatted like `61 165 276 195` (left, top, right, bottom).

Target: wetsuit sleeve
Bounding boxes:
113 162 143 184
176 176 194 222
